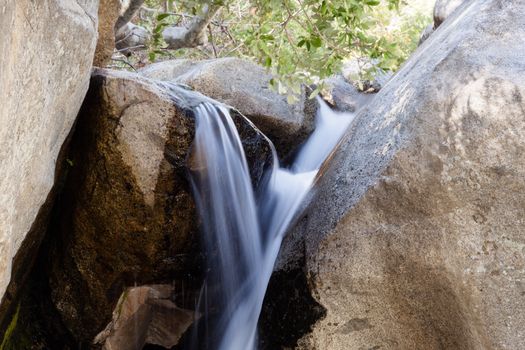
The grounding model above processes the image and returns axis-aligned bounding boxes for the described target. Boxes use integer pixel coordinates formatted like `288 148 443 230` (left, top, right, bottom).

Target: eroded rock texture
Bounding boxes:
277 1 525 349
0 0 98 330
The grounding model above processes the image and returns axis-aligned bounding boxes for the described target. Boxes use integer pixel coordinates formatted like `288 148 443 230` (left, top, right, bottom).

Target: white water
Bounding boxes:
188 99 354 350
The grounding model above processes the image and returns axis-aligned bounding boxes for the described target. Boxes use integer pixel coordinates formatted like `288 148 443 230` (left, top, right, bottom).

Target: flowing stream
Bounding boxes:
188 99 354 350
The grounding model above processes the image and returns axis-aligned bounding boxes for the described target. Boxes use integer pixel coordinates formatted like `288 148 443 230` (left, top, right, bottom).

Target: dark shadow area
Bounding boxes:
0 109 79 349
258 264 326 350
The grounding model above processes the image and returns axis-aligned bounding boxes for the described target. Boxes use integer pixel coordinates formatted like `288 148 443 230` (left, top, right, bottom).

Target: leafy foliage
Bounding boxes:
124 0 431 98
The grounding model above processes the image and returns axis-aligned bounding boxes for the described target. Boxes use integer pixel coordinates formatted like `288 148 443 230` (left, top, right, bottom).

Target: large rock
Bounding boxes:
115 22 150 54
139 58 316 157
418 23 434 45
0 0 98 330
434 0 467 28
277 1 525 349
321 76 375 113
419 0 468 46
44 69 273 343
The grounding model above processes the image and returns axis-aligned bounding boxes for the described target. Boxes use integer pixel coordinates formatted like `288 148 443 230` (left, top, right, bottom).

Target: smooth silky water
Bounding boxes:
187 99 354 350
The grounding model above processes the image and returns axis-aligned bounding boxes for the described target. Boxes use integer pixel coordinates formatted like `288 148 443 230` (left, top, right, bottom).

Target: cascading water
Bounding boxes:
188 99 354 350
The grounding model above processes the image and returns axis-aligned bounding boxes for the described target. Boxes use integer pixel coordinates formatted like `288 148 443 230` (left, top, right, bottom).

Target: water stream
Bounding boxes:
188 99 354 350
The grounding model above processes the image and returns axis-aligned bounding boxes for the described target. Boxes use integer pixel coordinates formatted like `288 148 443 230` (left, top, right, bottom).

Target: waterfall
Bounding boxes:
188 99 354 350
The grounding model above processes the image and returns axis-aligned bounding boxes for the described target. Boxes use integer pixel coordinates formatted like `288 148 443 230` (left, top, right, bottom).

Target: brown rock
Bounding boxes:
93 0 122 67
94 284 196 350
45 69 273 342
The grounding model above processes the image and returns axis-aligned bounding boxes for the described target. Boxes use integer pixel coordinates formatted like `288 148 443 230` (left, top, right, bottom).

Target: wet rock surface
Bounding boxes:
139 57 317 157
258 265 326 350
24 69 274 346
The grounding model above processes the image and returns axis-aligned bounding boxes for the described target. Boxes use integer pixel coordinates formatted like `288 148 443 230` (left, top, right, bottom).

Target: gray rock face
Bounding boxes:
162 26 207 49
322 76 376 113
277 1 525 348
418 23 434 45
115 22 150 53
420 0 468 46
140 58 316 157
0 0 98 325
434 0 467 27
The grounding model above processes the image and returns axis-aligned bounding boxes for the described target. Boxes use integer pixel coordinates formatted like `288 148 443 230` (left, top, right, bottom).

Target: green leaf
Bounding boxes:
264 56 272 67
308 86 321 99
311 36 322 48
157 13 170 21
154 24 165 34
149 51 156 62
277 81 287 94
260 34 275 41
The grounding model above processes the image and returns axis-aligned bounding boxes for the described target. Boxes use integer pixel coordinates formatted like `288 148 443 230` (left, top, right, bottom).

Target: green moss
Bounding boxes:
0 299 44 350
115 288 130 320
0 303 21 350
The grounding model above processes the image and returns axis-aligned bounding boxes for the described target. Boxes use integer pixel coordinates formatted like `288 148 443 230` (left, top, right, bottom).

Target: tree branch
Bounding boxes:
208 24 218 57
162 3 222 50
111 57 137 71
115 0 145 32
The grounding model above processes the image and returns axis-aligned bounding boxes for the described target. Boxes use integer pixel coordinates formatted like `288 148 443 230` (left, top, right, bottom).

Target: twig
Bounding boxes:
115 30 134 45
141 6 197 19
163 3 222 50
220 24 237 45
284 26 299 55
225 43 244 56
208 24 218 58
116 45 146 52
111 58 137 72
294 0 348 55
116 0 145 31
